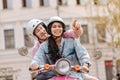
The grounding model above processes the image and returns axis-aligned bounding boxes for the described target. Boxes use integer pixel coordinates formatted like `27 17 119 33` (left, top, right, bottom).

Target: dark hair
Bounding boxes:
47 21 65 35
47 21 65 64
40 22 47 30
48 36 61 64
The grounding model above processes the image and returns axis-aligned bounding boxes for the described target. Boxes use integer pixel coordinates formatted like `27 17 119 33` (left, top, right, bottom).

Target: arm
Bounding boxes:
31 41 40 58
63 19 83 39
72 19 83 38
30 42 47 70
74 39 91 72
74 39 91 66
63 29 77 38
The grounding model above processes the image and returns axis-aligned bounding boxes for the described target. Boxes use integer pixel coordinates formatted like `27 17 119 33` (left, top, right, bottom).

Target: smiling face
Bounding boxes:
51 22 63 37
34 24 48 41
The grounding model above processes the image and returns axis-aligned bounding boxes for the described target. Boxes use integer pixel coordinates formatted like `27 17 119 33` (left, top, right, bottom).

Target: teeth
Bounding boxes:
55 31 61 33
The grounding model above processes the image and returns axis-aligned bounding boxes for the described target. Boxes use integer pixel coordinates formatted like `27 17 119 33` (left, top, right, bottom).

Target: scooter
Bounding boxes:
18 47 82 80
30 58 81 80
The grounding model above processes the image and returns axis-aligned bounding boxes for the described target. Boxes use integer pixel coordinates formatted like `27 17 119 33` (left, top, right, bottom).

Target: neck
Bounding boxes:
55 37 61 46
38 38 47 43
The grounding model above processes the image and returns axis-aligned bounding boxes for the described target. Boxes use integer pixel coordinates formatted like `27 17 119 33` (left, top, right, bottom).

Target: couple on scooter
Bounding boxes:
28 16 98 80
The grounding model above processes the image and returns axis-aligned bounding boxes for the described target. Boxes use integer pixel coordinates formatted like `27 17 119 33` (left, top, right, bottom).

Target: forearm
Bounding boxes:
74 40 91 66
31 41 40 57
63 29 77 38
31 55 41 65
79 46 91 66
31 47 45 66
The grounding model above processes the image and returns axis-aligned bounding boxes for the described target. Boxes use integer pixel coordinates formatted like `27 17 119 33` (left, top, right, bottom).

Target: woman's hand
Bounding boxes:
81 63 89 73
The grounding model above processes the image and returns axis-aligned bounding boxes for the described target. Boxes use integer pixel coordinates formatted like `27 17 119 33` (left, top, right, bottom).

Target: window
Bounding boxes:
3 0 7 9
39 0 44 6
22 0 26 7
80 25 89 43
2 0 12 9
65 25 70 30
76 0 80 5
96 24 106 43
77 0 87 5
22 0 32 8
58 0 67 6
39 0 49 6
94 0 104 5
94 0 99 5
4 29 15 49
58 0 62 5
105 60 113 80
24 28 34 47
0 67 13 80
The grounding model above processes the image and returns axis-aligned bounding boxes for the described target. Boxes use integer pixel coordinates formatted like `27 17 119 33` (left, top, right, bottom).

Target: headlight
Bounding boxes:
55 58 71 75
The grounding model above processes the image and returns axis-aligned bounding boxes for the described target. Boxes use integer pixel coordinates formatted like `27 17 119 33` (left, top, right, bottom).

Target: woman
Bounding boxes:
30 16 98 80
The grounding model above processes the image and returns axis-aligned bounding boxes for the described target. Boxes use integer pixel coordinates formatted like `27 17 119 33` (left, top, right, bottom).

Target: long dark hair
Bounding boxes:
47 22 65 64
48 36 61 64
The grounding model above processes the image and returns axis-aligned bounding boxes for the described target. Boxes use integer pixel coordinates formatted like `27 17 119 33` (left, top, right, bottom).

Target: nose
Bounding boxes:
41 29 46 33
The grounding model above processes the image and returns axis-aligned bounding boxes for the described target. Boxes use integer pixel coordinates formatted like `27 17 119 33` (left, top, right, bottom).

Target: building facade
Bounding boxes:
0 0 120 80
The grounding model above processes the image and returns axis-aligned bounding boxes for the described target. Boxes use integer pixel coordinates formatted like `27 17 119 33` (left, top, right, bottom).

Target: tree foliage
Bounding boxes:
106 0 120 48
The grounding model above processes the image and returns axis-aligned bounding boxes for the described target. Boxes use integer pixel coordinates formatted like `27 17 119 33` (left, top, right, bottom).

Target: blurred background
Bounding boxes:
0 0 120 80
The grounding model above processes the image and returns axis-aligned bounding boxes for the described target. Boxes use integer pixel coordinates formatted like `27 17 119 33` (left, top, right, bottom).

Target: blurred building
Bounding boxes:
0 0 120 80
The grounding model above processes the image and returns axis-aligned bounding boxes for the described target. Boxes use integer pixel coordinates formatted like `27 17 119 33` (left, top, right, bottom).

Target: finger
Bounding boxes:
30 65 39 70
76 22 81 27
74 22 80 31
81 69 87 73
81 68 87 73
83 67 89 72
76 23 83 35
76 22 79 29
72 19 77 28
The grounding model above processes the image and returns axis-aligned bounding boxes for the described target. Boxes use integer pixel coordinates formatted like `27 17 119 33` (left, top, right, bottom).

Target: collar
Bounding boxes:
59 37 65 47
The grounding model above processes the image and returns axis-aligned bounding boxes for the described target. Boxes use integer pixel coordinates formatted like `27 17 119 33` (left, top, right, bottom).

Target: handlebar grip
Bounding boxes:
87 70 89 73
29 67 32 71
29 67 40 71
77 70 82 73
77 69 89 73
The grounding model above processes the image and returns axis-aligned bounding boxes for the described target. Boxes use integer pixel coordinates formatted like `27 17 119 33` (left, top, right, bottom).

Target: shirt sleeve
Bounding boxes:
63 29 78 39
73 39 91 66
31 41 40 58
31 42 46 66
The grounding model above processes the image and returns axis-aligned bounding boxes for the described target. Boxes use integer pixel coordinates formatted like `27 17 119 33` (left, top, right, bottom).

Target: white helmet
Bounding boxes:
26 19 43 40
48 16 65 27
47 16 65 35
